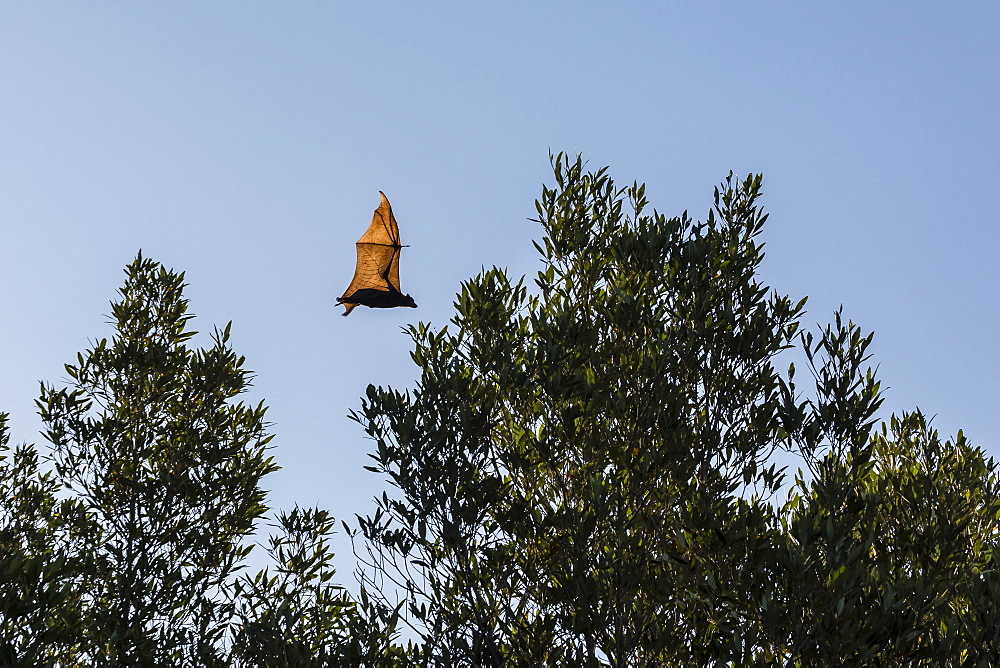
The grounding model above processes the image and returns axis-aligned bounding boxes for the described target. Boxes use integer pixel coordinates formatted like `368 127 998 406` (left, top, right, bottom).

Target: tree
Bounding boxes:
231 506 412 667
352 155 805 664
776 411 1000 665
0 412 94 665
10 253 411 665
2 253 409 665
36 254 279 665
2 159 997 665
353 154 1000 665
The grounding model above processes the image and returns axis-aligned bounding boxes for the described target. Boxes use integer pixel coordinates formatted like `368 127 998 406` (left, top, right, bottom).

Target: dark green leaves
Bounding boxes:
353 156 1000 665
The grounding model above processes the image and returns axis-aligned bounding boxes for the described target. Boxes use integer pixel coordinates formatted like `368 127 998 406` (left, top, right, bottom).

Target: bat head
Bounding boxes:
401 293 418 308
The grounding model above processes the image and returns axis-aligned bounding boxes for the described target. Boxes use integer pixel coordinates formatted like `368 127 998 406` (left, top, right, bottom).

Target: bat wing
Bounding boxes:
340 192 406 314
357 191 400 247
387 241 401 292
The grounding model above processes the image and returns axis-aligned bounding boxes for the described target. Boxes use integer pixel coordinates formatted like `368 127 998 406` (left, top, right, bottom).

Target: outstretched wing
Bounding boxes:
341 192 402 300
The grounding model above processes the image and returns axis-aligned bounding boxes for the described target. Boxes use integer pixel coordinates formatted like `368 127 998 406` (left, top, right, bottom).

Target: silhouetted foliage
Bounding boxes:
776 411 1000 665
352 155 1000 665
0 413 94 665
35 254 279 664
1 159 997 665
1 255 404 665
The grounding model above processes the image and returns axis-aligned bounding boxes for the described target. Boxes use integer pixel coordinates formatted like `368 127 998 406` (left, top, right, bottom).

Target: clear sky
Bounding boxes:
2 3 998 571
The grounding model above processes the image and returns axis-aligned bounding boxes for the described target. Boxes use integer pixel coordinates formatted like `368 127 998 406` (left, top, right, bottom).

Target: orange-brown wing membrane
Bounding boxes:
357 191 400 247
341 243 399 297
341 192 403 300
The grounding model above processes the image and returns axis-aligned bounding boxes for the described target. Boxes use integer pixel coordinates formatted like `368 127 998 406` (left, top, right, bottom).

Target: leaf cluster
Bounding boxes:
1 255 407 665
1 159 997 666
351 155 1000 666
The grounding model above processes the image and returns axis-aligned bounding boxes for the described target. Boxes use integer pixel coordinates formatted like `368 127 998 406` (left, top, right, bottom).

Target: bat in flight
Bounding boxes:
338 191 418 316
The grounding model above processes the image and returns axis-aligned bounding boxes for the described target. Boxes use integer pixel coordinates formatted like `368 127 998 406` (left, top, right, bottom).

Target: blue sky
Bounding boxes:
2 3 998 567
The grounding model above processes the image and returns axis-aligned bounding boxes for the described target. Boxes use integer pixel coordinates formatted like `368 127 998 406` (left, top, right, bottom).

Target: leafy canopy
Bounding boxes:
352 154 1000 666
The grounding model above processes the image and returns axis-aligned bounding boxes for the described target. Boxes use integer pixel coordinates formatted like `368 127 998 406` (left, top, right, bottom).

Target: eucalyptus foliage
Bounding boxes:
0 413 93 666
231 506 410 667
353 155 1000 666
33 255 278 664
2 256 401 665
1 159 997 666
778 412 1000 665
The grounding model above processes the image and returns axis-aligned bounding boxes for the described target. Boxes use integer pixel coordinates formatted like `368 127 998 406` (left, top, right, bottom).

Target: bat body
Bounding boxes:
338 192 418 316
